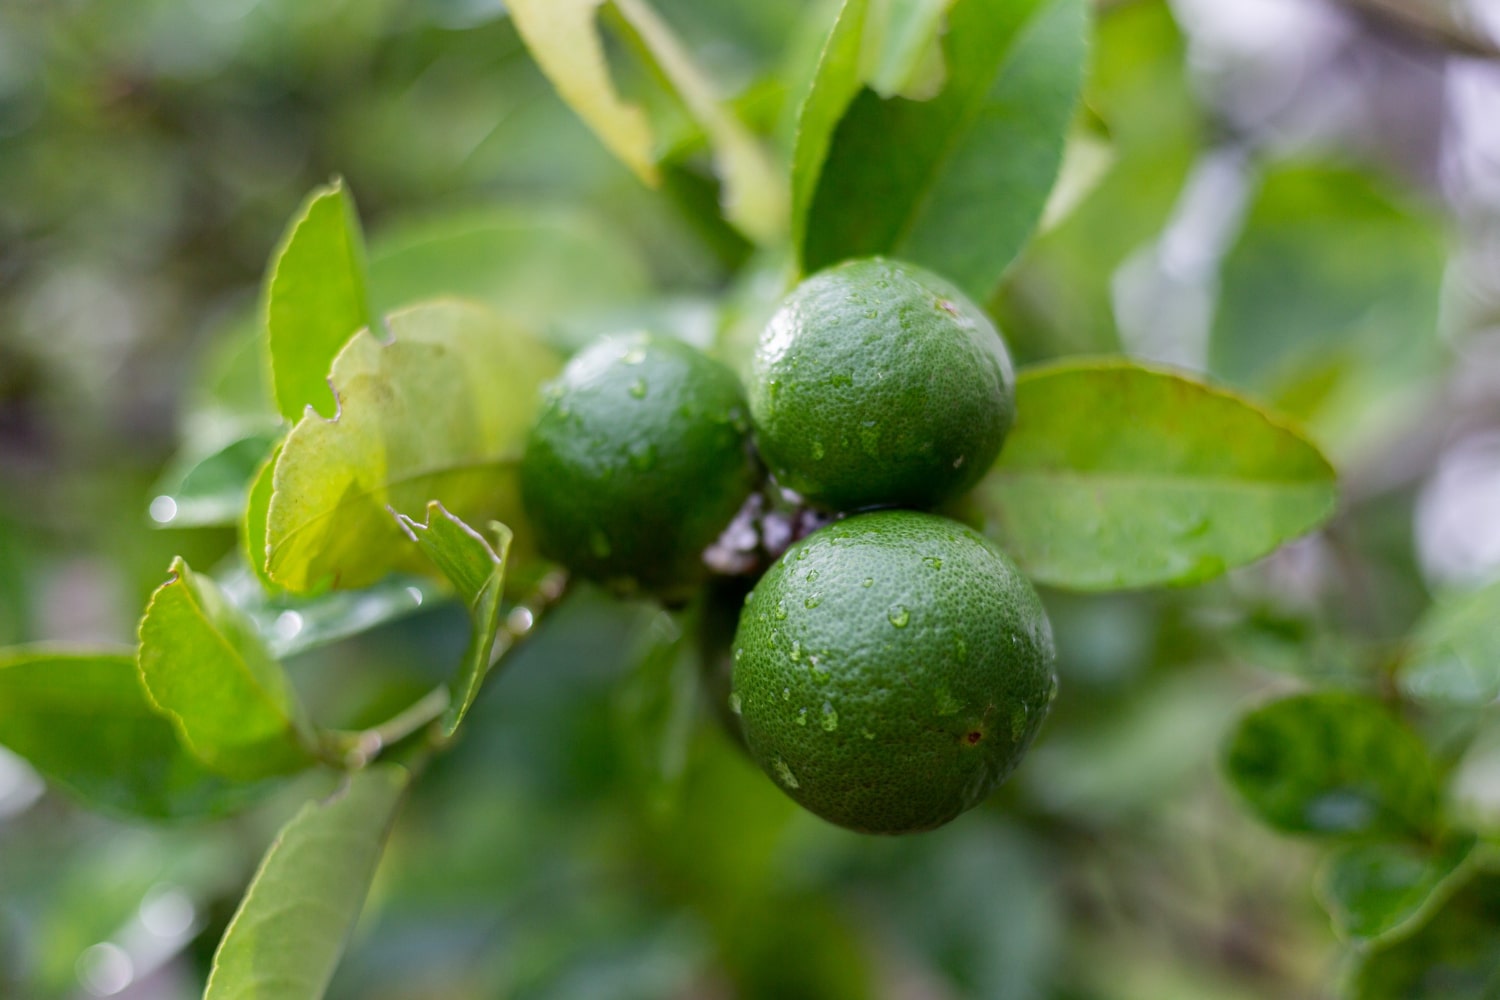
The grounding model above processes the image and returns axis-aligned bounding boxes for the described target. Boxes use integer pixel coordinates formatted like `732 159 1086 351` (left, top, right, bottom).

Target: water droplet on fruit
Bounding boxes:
773 601 788 621
811 440 825 461
783 687 792 701
622 346 647 365
628 443 656 470
806 569 819 583
628 379 648 399
887 605 910 628
796 707 808 726
728 693 742 715
821 703 838 731
923 556 943 570
804 593 822 609
790 640 802 662
797 548 809 561
774 759 799 788
733 647 744 663
862 578 874 588
952 455 966 469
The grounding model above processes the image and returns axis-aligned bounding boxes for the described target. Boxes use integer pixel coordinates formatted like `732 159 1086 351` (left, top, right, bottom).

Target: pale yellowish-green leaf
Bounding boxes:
266 300 560 593
506 0 659 185
612 0 789 244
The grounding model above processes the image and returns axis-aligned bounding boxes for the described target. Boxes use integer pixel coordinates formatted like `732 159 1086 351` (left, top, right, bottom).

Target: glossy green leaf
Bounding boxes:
1223 692 1440 839
138 559 318 781
367 206 650 339
862 0 954 100
393 502 511 737
0 648 260 819
802 0 1088 299
506 0 660 185
147 429 281 529
973 360 1338 591
1398 580 1500 706
1318 837 1477 945
204 765 409 1000
265 179 377 422
242 440 283 589
1350 873 1500 1000
611 0 788 244
789 0 871 258
265 300 560 593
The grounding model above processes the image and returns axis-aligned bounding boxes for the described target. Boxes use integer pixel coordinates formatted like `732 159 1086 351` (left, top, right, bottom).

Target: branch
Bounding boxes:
1332 0 1500 61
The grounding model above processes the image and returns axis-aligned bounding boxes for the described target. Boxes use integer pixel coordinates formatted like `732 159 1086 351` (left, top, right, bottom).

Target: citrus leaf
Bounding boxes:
1318 836 1477 945
265 179 377 422
204 764 408 1000
789 0 871 258
242 439 283 589
611 0 789 244
392 502 512 737
1398 580 1500 706
138 559 318 781
265 300 560 593
802 0 1089 299
505 0 660 185
1223 692 1440 840
366 205 650 340
0 647 263 820
973 360 1338 591
1349 872 1500 1000
862 0 955 101
148 429 281 529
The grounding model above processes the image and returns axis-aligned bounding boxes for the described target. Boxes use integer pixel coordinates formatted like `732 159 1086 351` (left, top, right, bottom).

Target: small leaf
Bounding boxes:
266 179 377 422
973 360 1338 591
505 0 660 185
392 502 512 737
265 300 560 593
789 0 871 257
204 765 409 1000
148 429 282 529
367 206 650 340
1349 872 1500 1000
1318 836 1477 945
611 0 789 244
803 0 1089 299
0 647 261 820
1398 580 1500 706
242 440 283 589
138 560 318 781
1222 692 1440 840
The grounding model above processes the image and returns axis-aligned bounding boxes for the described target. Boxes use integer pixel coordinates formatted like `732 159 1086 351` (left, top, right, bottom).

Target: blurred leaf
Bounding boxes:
616 609 699 813
0 648 259 819
1318 836 1477 945
138 559 318 780
789 0 871 258
863 0 953 99
1223 692 1440 839
266 179 377 422
367 206 651 340
1211 165 1447 451
506 0 661 185
148 429 281 529
205 765 409 1000
1350 872 1500 1000
265 300 560 593
1399 580 1500 706
243 440 283 588
185 314 282 443
612 0 789 244
973 360 1338 590
802 0 1088 299
392 502 512 737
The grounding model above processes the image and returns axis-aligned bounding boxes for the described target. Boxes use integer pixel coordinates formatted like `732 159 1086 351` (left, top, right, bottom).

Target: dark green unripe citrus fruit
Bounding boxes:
749 257 1015 511
730 510 1055 834
520 332 759 597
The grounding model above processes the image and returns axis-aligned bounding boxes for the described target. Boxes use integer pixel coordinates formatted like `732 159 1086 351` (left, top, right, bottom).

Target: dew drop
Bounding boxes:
796 707 808 726
806 569 819 583
728 693 742 715
733 646 744 663
805 593 823 609
783 687 792 701
862 728 876 740
862 577 874 588
923 556 943 570
811 440 826 461
790 639 802 662
628 442 656 470
773 601 788 621
887 605 910 628
952 455 966 469
622 345 647 365
628 379 648 399
821 703 839 731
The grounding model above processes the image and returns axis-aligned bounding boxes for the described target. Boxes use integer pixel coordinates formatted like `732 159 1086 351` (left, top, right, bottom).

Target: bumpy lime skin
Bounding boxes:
749 257 1015 512
730 510 1056 834
519 333 760 597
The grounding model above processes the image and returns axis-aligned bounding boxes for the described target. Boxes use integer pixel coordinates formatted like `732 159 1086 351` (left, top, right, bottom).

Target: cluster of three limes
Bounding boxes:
519 258 1056 834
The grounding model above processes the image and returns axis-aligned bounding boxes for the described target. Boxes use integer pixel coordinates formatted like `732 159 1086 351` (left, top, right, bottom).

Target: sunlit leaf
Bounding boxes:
1318 836 1477 945
265 300 560 593
862 0 953 100
1349 872 1500 1000
506 0 661 185
1223 692 1440 839
148 429 281 529
138 559 318 781
1398 580 1500 706
803 0 1088 299
265 179 377 422
0 648 261 819
392 502 511 737
973 360 1337 591
242 440 283 589
204 765 409 1000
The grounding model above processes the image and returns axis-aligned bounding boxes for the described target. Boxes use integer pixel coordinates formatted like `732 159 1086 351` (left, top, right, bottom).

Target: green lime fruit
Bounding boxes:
730 509 1056 834
520 332 759 597
749 257 1015 512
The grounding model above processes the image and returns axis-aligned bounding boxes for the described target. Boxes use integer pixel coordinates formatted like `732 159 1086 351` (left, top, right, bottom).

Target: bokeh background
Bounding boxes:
2 0 1499 997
